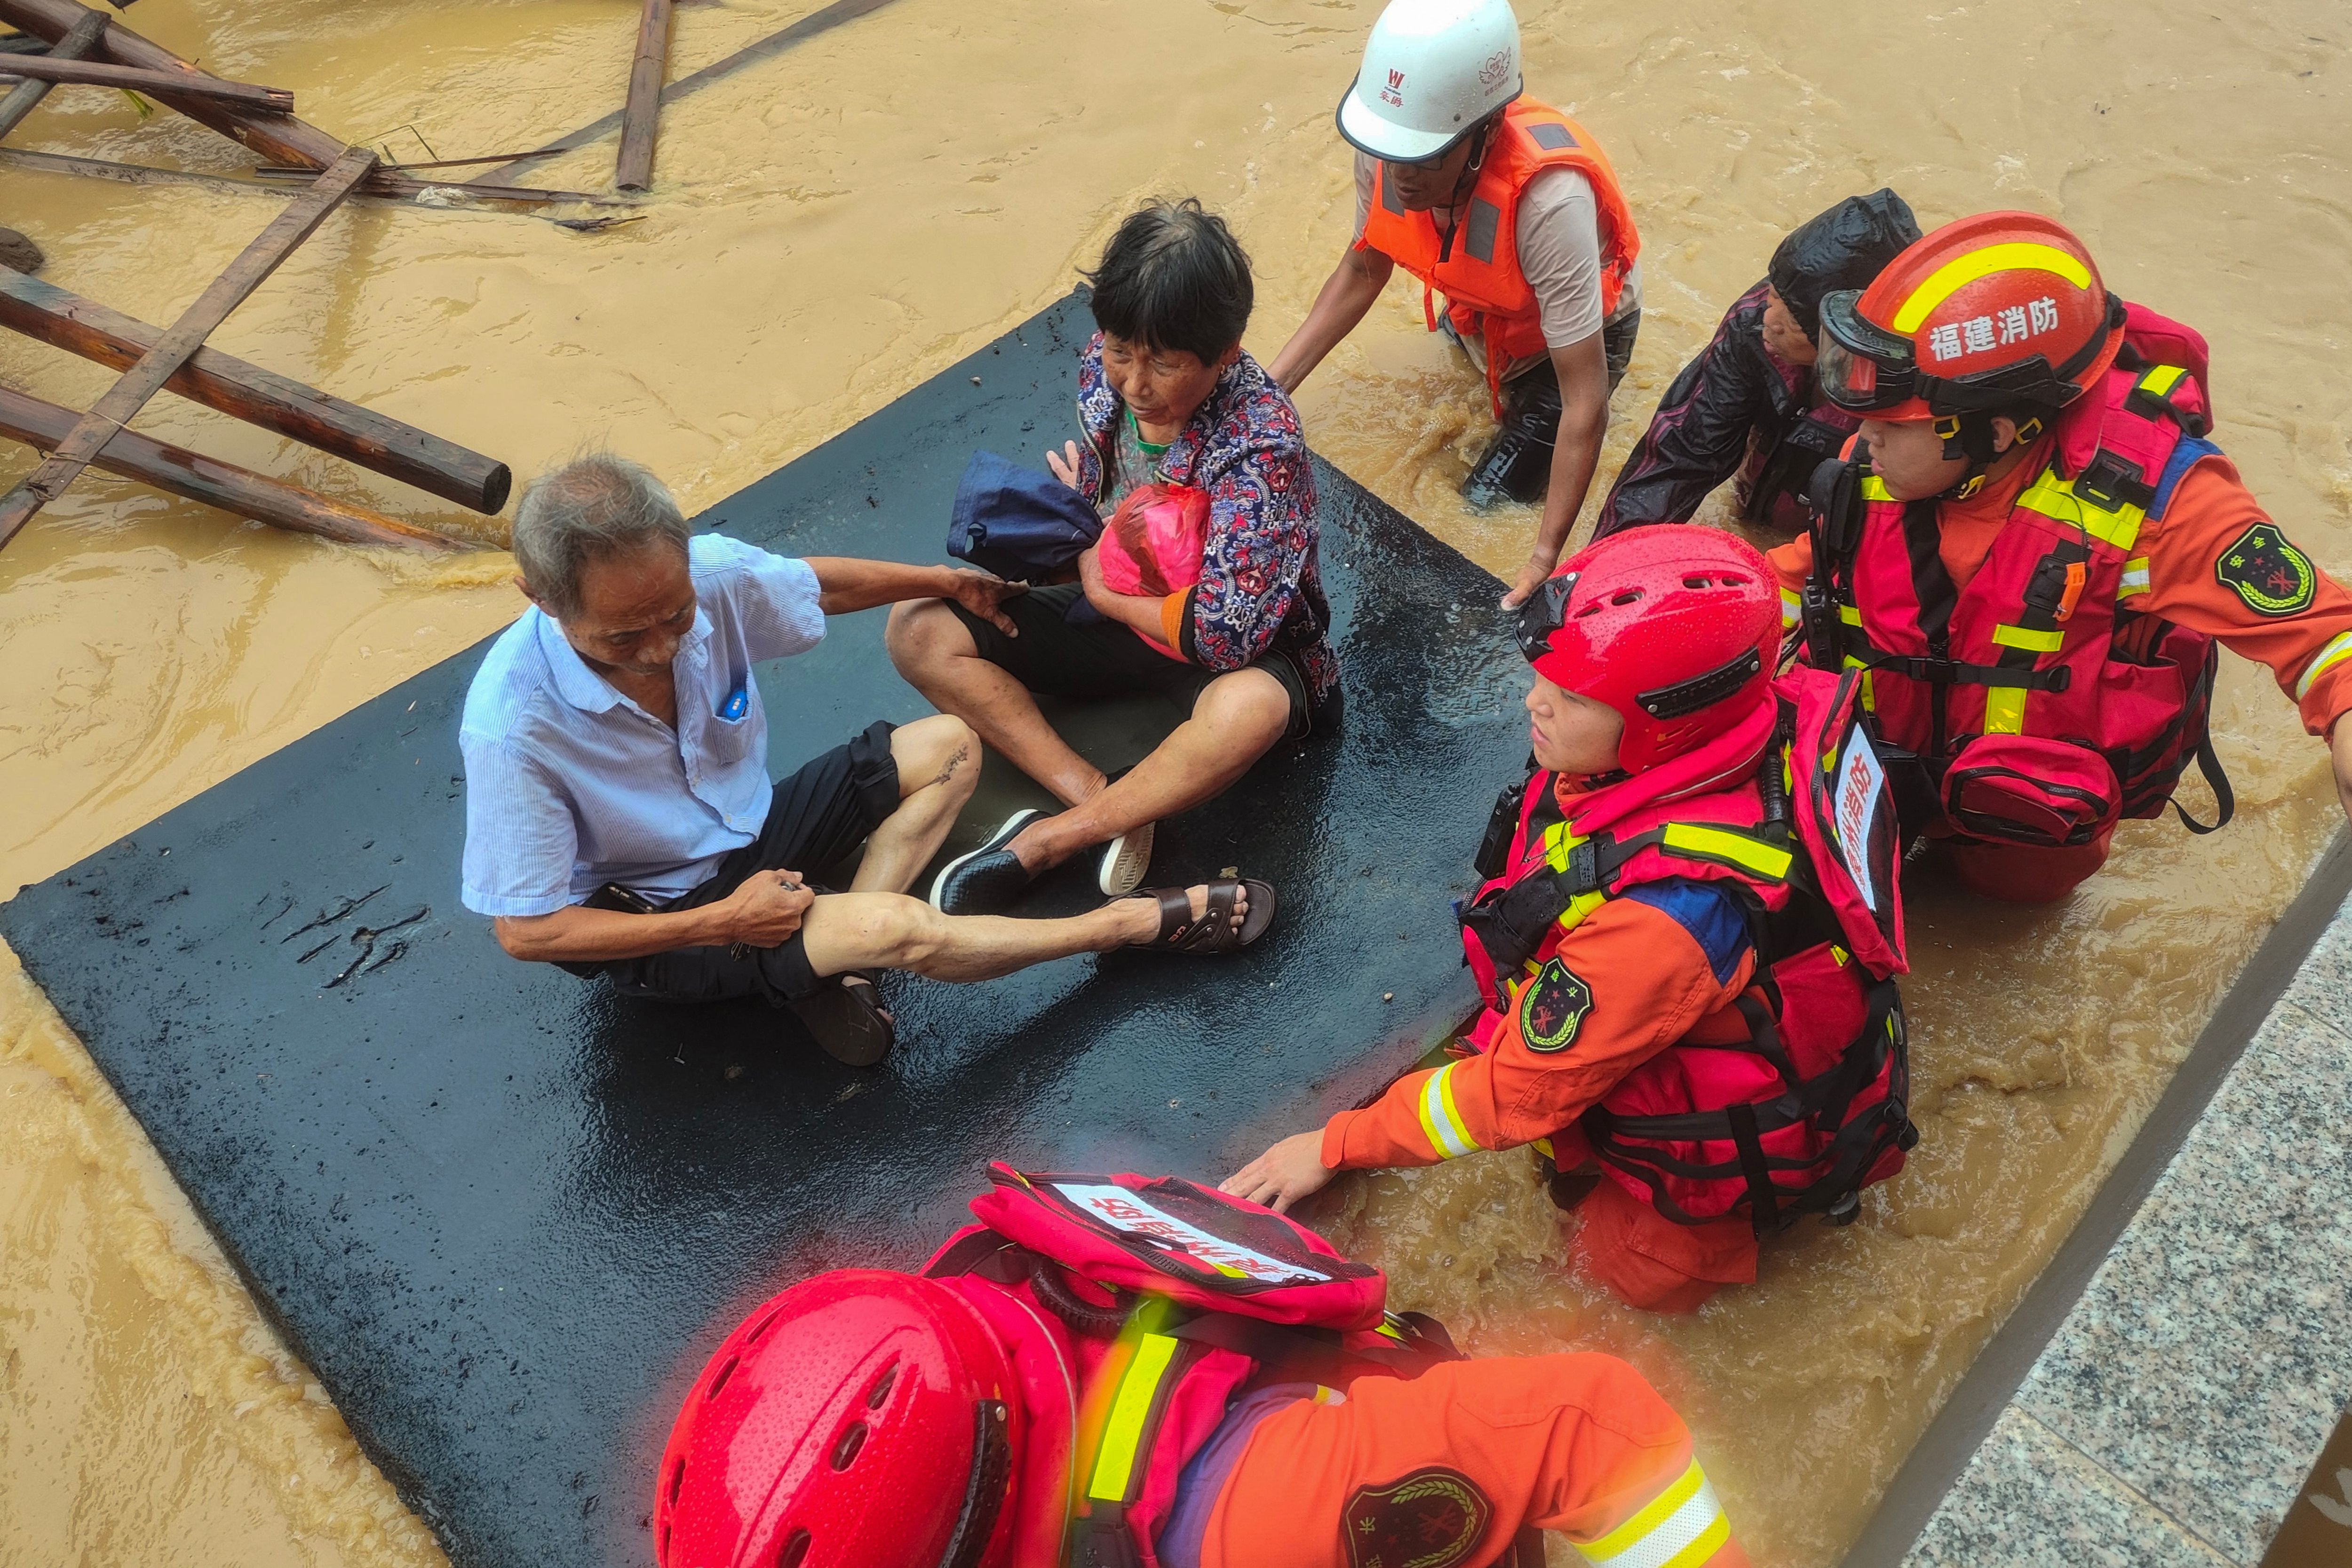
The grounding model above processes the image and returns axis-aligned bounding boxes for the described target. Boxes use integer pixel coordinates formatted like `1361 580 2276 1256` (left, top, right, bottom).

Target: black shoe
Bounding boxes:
930 808 1042 915
787 971 895 1067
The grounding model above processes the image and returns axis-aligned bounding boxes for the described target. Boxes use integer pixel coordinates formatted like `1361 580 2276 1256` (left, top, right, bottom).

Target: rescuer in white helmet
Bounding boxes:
1268 0 1645 609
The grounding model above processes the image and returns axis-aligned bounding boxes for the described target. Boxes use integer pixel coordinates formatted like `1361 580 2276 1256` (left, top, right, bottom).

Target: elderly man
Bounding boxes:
459 456 1272 1067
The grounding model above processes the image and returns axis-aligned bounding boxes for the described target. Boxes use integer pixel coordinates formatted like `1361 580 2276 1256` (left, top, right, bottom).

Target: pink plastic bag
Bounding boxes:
1097 483 1209 599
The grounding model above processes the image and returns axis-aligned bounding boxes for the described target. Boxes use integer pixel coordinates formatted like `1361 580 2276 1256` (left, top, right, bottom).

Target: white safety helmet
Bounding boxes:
1336 0 1523 164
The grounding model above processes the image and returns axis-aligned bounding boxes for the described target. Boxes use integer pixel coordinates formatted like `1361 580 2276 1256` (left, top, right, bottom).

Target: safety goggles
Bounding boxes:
1814 290 1920 413
1512 571 1578 665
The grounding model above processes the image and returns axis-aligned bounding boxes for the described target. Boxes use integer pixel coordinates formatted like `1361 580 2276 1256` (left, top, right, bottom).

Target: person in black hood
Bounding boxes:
1591 190 1920 539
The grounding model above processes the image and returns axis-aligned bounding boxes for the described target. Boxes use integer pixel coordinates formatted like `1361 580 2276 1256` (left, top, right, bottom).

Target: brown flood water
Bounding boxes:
2 2 2348 1564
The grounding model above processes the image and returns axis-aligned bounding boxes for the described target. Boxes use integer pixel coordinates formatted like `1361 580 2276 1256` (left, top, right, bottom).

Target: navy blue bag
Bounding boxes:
948 450 1101 582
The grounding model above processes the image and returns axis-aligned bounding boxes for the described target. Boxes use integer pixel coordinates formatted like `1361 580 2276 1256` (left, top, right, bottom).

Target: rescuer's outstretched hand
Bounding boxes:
1221 1130 1336 1214
2331 719 2352 829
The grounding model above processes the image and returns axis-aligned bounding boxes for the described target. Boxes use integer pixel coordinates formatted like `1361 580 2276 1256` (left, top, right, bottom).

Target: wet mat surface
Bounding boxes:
0 295 1525 1568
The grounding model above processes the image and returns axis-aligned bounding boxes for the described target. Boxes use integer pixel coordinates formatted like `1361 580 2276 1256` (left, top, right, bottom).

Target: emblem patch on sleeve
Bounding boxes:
1342 1466 1492 1568
2216 523 2316 617
1518 957 1593 1053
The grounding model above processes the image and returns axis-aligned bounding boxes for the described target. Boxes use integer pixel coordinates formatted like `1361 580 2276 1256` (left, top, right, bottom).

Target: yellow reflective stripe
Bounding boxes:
1575 1459 1731 1568
1414 1061 1480 1160
1991 623 2063 653
2138 363 2187 397
1780 587 1800 628
1086 1332 1178 1502
2296 629 2352 700
1891 242 2094 332
2014 471 2144 552
1984 686 2026 735
1859 475 1894 502
2120 556 2151 597
1838 603 1863 626
1659 823 1793 881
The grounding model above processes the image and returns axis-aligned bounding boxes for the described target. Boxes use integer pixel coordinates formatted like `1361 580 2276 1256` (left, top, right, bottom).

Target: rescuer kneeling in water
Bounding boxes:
1785 211 2352 902
1227 528 1918 1312
1592 189 1922 539
652 1165 1748 1568
1268 0 1643 610
459 457 1270 1069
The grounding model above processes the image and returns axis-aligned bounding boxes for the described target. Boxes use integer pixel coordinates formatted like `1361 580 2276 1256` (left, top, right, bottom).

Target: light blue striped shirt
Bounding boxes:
458 535 825 917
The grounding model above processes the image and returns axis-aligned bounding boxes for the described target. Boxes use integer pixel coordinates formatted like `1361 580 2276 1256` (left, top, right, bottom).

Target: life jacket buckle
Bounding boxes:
2075 449 2154 515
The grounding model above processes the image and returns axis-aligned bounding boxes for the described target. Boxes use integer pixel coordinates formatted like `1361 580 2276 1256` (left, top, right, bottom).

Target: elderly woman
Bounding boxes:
456 456 1273 1066
888 199 1336 917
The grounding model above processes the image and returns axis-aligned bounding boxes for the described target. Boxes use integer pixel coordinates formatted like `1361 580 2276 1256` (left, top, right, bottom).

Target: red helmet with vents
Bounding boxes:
653 1271 1023 1568
1513 526 1780 774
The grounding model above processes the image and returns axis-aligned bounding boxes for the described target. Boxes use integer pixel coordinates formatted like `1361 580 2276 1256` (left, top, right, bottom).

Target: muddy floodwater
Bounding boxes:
3 1 2349 1564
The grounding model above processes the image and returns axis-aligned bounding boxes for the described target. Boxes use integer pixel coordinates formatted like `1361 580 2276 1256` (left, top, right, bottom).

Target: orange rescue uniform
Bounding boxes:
1201 1354 1748 1568
1319 887 1764 1309
1772 445 2352 896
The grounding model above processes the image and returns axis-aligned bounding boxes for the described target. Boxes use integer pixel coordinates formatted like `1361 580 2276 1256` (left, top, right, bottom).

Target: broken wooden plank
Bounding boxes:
0 146 624 211
0 382 469 552
0 0 343 169
0 7 103 141
0 146 376 551
0 53 293 111
614 0 673 192
0 265 512 513
484 0 899 184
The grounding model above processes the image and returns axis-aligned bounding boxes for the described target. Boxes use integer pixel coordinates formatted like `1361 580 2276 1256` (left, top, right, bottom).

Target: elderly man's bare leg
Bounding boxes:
797 882 1251 984
849 714 982 894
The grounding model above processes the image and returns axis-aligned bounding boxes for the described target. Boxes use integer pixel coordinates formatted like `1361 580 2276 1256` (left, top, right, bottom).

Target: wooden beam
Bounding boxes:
0 6 103 141
484 0 900 185
0 53 294 111
614 0 674 192
0 146 376 551
0 145 623 210
0 382 469 552
0 0 345 169
0 264 512 513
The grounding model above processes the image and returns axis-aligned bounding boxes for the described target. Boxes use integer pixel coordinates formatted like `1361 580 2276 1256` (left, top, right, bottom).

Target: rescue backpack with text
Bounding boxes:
650 1164 1537 1568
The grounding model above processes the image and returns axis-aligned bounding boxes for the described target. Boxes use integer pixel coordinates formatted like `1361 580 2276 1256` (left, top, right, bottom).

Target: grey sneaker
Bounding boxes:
929 808 1042 915
1097 821 1155 896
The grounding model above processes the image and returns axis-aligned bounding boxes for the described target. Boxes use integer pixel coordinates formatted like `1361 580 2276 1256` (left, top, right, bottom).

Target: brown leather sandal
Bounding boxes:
1126 878 1276 954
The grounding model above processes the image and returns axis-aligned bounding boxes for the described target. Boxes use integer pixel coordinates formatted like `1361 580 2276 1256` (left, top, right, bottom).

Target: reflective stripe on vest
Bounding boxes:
1658 822 1794 881
2297 629 2352 700
1416 1060 1482 1160
1086 1307 1183 1507
1573 1458 1732 1568
2121 556 2151 597
2013 469 2146 553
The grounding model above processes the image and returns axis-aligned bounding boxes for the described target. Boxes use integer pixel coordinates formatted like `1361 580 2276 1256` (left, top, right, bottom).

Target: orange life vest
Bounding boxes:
1358 98 1640 413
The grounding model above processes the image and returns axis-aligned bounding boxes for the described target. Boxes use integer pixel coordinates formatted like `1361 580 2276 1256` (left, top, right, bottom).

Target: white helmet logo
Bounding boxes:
1382 67 1405 108
1478 48 1512 87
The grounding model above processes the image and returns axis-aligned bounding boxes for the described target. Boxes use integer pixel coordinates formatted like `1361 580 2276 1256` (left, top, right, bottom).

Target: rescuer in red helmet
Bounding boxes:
1782 209 2352 901
1227 527 1918 1312
653 1165 1749 1568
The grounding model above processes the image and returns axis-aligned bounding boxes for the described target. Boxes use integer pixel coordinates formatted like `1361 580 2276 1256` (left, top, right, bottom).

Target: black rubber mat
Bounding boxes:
0 294 1525 1568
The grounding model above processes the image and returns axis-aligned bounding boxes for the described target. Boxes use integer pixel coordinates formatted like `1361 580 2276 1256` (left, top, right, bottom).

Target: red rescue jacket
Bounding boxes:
1456 668 1916 1230
1359 98 1640 414
1796 304 2234 847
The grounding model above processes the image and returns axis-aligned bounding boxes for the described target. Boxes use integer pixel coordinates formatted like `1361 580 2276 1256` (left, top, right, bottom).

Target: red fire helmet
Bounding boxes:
1513 526 1780 774
653 1271 1024 1568
1815 209 2126 422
